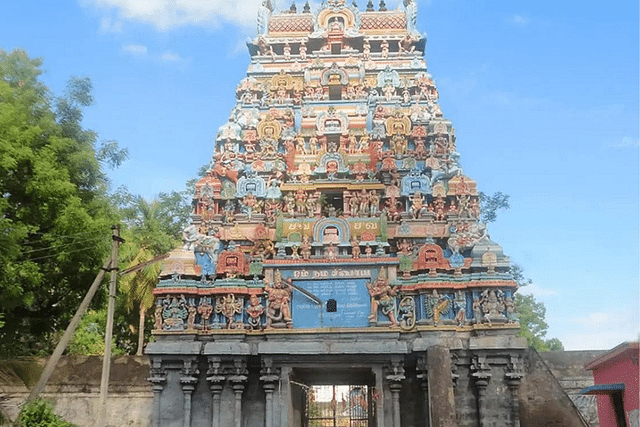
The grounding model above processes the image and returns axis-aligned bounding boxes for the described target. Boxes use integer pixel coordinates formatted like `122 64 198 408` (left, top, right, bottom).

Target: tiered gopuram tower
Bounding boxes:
148 1 529 426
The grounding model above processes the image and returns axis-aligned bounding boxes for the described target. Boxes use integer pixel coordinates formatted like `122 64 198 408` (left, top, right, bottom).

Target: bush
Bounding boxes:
18 399 78 427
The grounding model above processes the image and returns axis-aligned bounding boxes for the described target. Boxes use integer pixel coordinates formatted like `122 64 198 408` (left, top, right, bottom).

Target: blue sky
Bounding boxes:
2 0 638 350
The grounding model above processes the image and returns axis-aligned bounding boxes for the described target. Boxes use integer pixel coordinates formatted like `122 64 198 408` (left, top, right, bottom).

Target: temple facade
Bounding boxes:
147 1 529 426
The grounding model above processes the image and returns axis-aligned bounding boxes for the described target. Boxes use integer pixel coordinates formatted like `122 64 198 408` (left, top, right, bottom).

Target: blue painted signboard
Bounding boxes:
291 279 370 328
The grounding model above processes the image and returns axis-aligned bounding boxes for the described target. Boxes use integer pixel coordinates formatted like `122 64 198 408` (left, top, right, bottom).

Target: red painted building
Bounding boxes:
582 341 639 427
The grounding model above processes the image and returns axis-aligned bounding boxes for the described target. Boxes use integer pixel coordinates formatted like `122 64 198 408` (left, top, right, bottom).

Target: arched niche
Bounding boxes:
313 217 351 245
317 8 358 30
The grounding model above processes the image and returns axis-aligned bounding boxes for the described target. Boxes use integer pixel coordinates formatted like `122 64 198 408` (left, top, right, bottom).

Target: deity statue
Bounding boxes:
257 0 273 36
404 0 418 35
154 303 163 331
409 191 427 218
454 290 466 327
366 271 397 326
241 192 259 219
198 298 214 330
299 42 307 60
300 235 312 260
187 304 197 330
182 224 200 250
351 238 361 258
427 290 450 325
381 40 389 59
398 296 416 330
398 34 416 53
363 40 371 60
216 293 243 329
245 294 265 329
264 273 293 328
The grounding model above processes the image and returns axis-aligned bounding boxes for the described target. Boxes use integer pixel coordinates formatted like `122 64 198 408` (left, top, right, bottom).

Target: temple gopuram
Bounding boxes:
147 1 530 426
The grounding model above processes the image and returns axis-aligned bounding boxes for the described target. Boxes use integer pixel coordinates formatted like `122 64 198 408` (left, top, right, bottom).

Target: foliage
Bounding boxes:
67 309 125 356
511 264 564 351
18 399 78 427
0 50 125 356
515 293 564 351
112 189 188 354
478 191 510 225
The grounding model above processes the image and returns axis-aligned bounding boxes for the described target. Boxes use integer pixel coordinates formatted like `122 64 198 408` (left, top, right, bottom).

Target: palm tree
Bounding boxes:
117 195 184 355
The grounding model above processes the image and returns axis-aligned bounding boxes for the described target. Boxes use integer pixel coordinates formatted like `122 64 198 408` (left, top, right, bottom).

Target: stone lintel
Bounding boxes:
258 339 408 354
203 342 252 355
145 341 203 356
468 335 527 351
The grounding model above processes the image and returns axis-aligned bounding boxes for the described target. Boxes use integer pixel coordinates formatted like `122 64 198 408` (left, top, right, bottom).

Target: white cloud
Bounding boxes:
563 305 640 350
84 0 409 32
99 16 123 32
84 0 265 31
160 51 182 62
122 44 148 55
505 14 530 28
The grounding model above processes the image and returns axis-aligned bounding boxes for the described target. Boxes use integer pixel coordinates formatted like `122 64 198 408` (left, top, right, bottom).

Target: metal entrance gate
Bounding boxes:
304 385 374 427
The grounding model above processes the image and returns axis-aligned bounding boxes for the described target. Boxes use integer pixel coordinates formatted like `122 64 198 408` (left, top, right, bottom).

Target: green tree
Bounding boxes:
480 192 563 351
510 265 564 351
0 50 125 356
114 189 189 354
478 191 510 224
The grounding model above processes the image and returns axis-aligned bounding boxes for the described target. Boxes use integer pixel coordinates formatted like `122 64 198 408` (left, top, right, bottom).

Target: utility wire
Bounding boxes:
19 229 107 245
19 244 105 263
20 235 107 255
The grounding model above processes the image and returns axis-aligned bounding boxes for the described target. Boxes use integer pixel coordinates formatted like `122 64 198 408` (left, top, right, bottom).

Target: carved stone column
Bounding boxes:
180 358 199 427
471 354 492 427
505 355 523 427
260 358 280 427
228 358 248 427
207 357 226 427
148 358 166 427
416 356 429 427
386 358 405 427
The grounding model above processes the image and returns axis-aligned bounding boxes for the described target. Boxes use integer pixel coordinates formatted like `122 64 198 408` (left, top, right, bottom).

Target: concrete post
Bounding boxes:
207 357 225 427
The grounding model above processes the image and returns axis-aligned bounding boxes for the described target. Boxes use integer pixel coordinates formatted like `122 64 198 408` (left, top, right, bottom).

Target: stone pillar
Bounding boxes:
148 358 166 427
386 358 405 427
180 358 199 427
228 358 248 427
416 356 429 427
206 357 226 427
426 346 457 427
260 358 280 427
505 355 523 427
471 354 492 427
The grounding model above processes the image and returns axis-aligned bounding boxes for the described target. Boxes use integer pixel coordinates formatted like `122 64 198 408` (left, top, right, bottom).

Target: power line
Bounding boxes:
19 244 106 263
19 229 106 245
20 235 107 255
